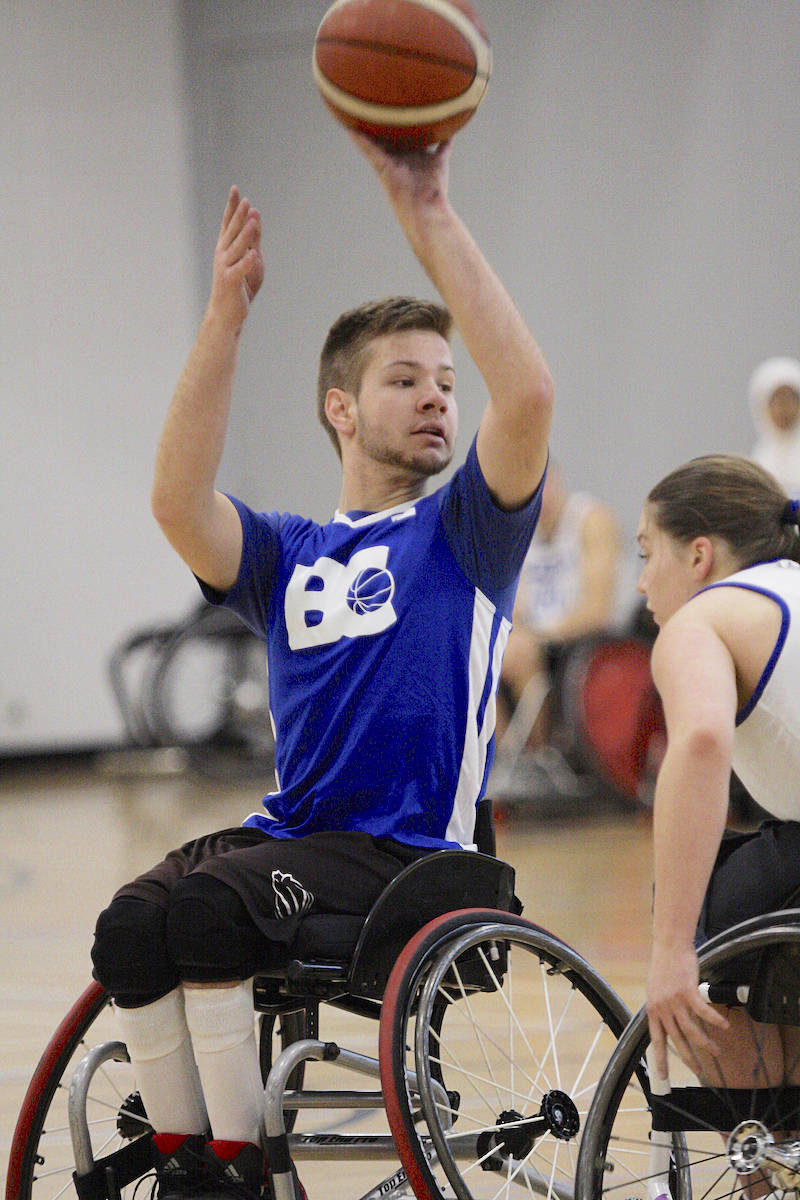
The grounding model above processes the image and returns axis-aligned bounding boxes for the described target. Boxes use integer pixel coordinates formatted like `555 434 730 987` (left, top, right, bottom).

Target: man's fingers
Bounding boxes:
219 193 253 253
228 209 258 251
218 213 260 280
219 186 240 236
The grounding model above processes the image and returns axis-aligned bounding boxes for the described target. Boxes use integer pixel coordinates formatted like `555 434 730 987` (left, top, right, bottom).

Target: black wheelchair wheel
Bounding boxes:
7 982 147 1200
576 918 800 1200
380 909 631 1200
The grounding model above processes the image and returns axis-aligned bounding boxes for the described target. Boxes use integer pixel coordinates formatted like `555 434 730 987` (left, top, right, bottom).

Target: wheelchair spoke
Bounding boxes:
9 986 148 1200
36 1177 83 1200
576 922 800 1200
443 963 508 1113
381 913 629 1200
428 1019 544 1115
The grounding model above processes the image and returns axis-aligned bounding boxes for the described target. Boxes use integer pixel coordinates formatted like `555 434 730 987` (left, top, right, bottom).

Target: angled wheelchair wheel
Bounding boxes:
379 909 631 1200
560 634 664 812
575 916 800 1200
147 607 269 745
6 982 146 1200
7 983 307 1200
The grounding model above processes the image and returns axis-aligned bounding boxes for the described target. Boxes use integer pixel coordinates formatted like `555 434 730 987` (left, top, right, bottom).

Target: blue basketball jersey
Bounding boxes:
200 439 543 849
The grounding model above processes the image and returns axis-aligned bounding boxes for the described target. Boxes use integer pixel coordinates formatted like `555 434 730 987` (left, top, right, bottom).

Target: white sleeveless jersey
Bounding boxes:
704 559 800 820
515 492 596 634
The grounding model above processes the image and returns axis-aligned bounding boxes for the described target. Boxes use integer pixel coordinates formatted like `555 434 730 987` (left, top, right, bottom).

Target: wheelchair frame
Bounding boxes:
575 908 800 1200
8 846 632 1200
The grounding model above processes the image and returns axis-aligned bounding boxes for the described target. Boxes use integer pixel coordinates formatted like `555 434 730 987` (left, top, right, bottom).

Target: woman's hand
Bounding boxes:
646 942 729 1079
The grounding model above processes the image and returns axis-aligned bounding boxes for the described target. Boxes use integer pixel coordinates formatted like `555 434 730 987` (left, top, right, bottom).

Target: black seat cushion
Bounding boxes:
291 914 365 962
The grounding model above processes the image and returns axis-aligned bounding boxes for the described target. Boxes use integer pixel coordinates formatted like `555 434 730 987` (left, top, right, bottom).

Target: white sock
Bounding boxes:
114 988 208 1135
183 980 264 1146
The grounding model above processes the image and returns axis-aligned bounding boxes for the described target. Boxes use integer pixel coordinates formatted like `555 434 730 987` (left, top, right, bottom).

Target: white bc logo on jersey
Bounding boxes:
285 545 397 650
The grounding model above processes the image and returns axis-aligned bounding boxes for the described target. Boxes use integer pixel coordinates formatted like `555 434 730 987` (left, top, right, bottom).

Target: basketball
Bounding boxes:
312 0 492 149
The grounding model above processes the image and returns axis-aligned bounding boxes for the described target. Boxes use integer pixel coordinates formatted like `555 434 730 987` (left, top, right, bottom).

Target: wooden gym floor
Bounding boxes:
0 755 654 1196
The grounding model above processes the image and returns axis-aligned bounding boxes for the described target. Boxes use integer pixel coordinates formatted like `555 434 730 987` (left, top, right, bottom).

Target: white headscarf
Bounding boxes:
748 355 800 499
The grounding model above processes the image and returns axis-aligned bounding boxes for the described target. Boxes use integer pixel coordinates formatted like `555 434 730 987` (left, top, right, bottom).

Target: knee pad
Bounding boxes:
166 873 272 982
92 897 179 1006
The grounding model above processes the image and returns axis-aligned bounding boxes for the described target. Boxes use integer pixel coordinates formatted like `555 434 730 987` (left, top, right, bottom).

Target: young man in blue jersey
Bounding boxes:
91 134 553 1199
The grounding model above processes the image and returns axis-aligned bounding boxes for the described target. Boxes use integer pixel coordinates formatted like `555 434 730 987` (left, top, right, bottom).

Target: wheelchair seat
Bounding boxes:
253 795 511 1006
258 847 519 1005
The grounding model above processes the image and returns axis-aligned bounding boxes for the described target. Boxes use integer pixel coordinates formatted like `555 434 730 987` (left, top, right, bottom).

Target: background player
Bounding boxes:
497 459 621 757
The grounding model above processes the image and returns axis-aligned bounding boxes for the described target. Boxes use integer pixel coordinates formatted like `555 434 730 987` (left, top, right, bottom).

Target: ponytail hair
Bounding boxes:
647 454 800 567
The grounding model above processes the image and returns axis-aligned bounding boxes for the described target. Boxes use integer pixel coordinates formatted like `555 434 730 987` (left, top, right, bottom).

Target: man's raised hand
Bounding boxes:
209 186 265 330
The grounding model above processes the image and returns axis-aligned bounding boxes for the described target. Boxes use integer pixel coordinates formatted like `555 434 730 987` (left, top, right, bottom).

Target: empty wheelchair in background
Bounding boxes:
493 632 665 816
559 633 664 810
108 600 274 778
576 906 800 1200
8 803 633 1200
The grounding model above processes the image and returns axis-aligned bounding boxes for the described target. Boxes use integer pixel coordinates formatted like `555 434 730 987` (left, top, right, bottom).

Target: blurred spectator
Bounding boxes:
748 355 800 499
497 461 621 757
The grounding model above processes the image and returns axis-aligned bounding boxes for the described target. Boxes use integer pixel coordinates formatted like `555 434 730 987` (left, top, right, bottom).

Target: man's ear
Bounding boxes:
325 388 356 443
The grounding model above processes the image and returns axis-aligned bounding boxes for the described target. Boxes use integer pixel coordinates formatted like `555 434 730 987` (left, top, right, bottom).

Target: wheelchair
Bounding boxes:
107 601 274 778
493 632 665 815
575 906 800 1200
7 803 632 1200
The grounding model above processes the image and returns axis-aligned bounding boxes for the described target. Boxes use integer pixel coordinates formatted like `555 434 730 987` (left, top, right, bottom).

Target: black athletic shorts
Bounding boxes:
696 819 800 946
114 826 431 947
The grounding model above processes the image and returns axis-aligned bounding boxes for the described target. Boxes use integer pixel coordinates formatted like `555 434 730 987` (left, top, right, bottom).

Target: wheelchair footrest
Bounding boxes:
73 1134 155 1200
650 1085 800 1131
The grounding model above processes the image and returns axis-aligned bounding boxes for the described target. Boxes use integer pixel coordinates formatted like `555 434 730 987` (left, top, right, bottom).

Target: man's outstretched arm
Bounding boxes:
353 135 553 510
151 187 264 590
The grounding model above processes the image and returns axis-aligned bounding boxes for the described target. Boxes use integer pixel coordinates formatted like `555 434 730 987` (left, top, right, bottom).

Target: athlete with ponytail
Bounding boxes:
636 454 800 1085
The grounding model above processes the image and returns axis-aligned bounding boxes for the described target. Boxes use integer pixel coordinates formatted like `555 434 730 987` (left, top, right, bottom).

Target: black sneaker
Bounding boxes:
152 1133 207 1199
202 1141 267 1199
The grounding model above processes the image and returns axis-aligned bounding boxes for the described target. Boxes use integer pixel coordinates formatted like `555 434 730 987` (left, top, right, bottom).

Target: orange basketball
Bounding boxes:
313 0 492 149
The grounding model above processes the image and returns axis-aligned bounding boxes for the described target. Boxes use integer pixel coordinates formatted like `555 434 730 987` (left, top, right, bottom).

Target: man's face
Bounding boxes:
352 330 458 478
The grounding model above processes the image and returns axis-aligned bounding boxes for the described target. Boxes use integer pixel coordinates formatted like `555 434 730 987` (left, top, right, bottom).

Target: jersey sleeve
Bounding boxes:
439 437 546 597
196 494 280 638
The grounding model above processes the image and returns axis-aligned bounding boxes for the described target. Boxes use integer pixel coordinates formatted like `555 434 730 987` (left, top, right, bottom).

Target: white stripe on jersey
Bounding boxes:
484 612 512 749
445 590 510 848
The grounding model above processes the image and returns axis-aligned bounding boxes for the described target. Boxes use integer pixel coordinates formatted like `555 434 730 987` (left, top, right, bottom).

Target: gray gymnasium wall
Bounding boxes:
2 2 198 752
182 0 800 541
3 1 799 751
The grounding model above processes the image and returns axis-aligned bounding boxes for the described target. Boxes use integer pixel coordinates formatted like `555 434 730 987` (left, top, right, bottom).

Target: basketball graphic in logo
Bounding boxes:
346 566 395 615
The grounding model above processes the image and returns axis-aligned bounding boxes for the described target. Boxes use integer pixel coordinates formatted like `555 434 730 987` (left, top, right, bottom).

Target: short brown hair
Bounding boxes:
647 454 800 567
317 297 453 457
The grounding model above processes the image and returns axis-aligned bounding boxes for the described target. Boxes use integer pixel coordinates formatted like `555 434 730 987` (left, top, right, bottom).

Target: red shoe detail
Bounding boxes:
205 1139 253 1163
153 1133 194 1154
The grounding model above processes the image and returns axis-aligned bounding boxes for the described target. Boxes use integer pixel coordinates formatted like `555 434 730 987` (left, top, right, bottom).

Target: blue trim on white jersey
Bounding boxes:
699 579 791 725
